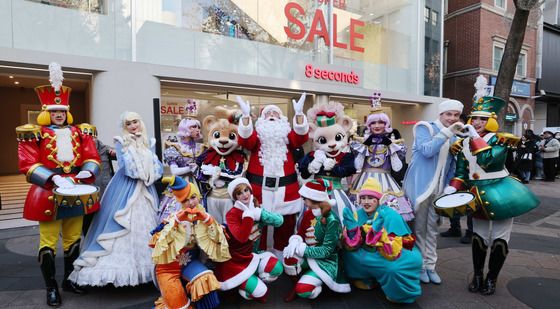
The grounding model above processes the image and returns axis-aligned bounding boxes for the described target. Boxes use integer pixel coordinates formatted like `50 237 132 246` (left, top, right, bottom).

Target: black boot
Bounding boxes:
468 234 487 293
481 239 509 296
39 247 61 306
62 241 87 294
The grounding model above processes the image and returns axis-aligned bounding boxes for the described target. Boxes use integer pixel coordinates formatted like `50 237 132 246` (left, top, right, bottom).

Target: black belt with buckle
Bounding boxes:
246 172 298 189
52 166 80 174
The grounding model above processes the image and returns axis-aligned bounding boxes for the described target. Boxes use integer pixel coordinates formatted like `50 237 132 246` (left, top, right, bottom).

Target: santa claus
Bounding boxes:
236 93 308 256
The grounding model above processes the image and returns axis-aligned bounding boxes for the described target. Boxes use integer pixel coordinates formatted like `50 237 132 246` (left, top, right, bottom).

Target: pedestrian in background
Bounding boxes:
540 130 560 182
516 135 536 183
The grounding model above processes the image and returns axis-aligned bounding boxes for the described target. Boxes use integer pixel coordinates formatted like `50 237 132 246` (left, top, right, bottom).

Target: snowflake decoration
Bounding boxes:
177 251 192 266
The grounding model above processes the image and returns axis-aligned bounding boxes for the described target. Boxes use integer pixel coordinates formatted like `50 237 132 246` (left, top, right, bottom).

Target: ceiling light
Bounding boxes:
14 81 20 85
9 75 14 78
369 13 374 16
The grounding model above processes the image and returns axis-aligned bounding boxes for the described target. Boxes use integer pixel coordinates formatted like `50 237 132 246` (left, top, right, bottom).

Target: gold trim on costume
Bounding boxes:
164 141 207 157
76 123 98 137
471 145 492 156
16 124 41 141
495 132 521 148
82 159 101 167
450 138 464 155
26 163 44 182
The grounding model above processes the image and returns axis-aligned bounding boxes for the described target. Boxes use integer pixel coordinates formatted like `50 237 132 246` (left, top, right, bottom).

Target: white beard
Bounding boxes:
53 128 75 162
255 117 291 174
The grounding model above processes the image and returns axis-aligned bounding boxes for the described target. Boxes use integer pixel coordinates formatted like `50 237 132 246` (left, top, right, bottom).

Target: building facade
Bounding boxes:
443 0 540 136
535 0 560 133
0 0 446 175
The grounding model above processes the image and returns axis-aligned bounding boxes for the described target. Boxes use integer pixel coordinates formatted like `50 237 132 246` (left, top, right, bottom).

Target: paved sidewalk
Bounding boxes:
1 181 559 308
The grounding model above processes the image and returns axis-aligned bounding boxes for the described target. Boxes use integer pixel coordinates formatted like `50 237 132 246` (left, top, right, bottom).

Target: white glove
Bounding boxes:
242 206 262 221
292 92 306 115
295 242 307 257
448 122 465 135
52 175 75 189
236 96 251 117
308 159 323 174
283 235 303 259
170 165 190 176
314 150 327 162
464 124 480 138
200 164 220 176
75 171 92 179
443 186 457 195
323 158 336 171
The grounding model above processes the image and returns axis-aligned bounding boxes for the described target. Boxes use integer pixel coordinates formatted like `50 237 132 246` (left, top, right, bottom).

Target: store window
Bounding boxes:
159 87 290 147
424 0 442 96
26 0 105 14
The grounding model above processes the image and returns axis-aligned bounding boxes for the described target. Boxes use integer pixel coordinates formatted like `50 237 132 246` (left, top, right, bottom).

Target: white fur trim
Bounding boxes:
438 99 463 114
227 177 250 199
53 128 74 162
413 121 450 209
299 273 323 286
299 185 329 202
237 118 253 139
307 258 351 293
45 105 69 111
219 253 260 291
261 105 283 118
293 115 309 135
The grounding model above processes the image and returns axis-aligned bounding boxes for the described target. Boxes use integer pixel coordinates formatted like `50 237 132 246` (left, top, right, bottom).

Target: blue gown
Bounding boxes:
342 206 422 303
70 136 163 286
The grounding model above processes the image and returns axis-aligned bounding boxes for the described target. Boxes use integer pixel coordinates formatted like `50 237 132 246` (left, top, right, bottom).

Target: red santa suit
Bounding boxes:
237 106 309 253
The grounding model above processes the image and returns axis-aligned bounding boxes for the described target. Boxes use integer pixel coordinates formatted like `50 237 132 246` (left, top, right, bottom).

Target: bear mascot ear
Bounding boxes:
203 115 217 131
338 115 353 133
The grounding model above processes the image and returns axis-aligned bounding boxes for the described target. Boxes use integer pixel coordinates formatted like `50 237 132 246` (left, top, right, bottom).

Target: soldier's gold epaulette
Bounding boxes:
450 138 464 155
77 123 98 137
15 124 41 142
495 132 520 148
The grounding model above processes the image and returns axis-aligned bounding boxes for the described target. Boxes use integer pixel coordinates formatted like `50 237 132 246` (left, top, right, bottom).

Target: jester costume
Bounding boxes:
150 177 229 309
342 206 421 303
448 95 539 295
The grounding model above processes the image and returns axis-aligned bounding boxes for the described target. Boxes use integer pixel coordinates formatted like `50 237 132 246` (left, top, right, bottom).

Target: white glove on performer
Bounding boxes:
443 185 457 195
75 171 92 179
292 92 306 115
323 158 336 171
170 165 191 176
283 235 303 259
448 122 465 136
464 124 480 138
236 96 251 118
52 175 75 189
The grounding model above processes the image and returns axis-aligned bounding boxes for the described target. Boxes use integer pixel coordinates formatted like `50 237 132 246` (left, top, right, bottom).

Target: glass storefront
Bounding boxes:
1 0 434 96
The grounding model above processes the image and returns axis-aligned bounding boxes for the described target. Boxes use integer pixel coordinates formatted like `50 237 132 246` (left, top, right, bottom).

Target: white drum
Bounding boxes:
433 192 477 218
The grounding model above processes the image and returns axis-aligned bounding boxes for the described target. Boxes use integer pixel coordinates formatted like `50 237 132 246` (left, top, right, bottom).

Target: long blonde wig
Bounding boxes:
120 111 149 148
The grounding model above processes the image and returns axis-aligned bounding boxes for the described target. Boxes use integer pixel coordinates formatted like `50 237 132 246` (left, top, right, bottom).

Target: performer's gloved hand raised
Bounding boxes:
236 96 251 118
52 175 75 189
463 124 480 138
448 122 465 136
241 196 262 221
292 92 306 116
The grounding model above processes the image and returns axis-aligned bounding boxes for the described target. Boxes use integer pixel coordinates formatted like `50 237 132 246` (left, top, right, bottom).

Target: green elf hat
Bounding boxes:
470 96 507 119
316 111 337 127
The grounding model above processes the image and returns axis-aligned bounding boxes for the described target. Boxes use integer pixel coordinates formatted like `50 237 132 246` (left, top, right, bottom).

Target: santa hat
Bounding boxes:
227 177 250 199
438 99 463 115
299 179 336 205
260 105 283 118
359 178 383 200
162 176 200 202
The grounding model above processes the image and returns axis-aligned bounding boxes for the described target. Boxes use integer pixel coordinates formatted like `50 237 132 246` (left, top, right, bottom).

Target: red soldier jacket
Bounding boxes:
16 124 101 221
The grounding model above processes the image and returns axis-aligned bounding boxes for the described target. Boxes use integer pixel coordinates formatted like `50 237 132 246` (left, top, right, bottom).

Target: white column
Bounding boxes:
90 69 160 144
